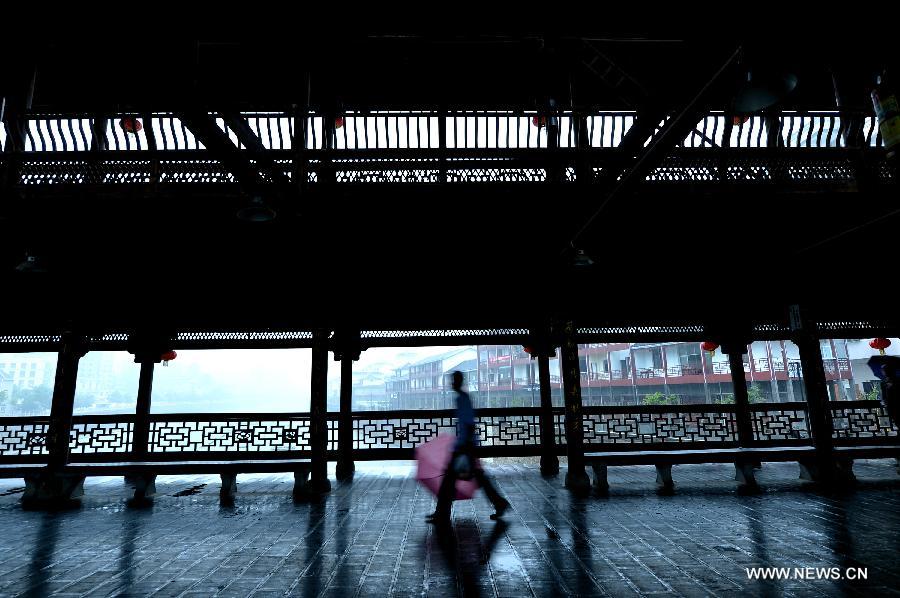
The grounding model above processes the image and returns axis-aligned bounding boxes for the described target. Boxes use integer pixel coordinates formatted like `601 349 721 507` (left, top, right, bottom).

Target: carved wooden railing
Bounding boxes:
0 401 895 465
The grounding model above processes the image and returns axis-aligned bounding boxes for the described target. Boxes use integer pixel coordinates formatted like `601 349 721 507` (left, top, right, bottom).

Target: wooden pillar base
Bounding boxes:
540 454 560 476
335 460 355 481
834 458 856 482
293 468 329 499
220 473 237 501
292 470 311 499
734 462 759 487
130 474 157 500
591 464 609 492
655 464 674 489
23 472 85 504
798 459 854 484
565 468 591 493
798 460 820 481
310 476 332 493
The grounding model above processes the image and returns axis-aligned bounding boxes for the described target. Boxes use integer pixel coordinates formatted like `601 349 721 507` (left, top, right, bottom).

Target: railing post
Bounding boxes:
90 114 109 152
142 111 160 185
309 329 332 493
789 305 838 481
576 110 592 185
294 72 311 193
334 328 361 481
723 341 754 447
23 332 89 503
321 105 336 186
546 100 563 183
559 320 590 492
437 106 448 183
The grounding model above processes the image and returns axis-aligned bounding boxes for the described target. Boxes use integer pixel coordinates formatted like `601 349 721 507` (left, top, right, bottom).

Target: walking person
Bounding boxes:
426 371 510 526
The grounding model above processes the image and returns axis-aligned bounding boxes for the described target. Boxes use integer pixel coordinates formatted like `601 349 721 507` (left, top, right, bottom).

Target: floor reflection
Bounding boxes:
568 495 598 596
431 518 509 597
294 501 327 598
24 511 62 597
115 507 148 594
746 502 779 597
825 495 856 578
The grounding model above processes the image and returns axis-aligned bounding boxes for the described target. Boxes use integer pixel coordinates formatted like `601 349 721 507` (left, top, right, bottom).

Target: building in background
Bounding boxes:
385 347 477 409
0 370 13 410
328 367 393 412
0 355 54 394
382 340 863 409
73 351 117 400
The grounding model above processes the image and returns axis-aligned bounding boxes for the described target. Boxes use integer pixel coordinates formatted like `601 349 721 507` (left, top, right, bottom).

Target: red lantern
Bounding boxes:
334 117 344 129
119 117 142 134
531 115 547 128
523 345 533 355
870 338 891 355
732 114 749 126
161 350 177 366
700 341 719 355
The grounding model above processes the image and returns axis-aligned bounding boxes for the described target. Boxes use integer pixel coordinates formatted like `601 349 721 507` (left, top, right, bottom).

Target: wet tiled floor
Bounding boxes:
0 459 898 597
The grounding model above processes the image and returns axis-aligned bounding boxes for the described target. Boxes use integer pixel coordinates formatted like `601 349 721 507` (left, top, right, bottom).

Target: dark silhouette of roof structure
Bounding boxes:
1 24 896 336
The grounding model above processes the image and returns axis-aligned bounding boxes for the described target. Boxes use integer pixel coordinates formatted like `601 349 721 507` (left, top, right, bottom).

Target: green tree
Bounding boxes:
643 391 679 405
864 386 881 401
13 385 53 414
715 394 735 405
746 384 766 404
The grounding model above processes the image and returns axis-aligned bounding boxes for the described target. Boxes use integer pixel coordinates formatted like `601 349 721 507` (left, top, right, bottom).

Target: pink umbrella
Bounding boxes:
415 434 478 500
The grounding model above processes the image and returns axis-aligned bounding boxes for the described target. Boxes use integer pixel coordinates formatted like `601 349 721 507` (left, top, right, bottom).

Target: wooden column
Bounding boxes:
132 362 155 457
334 329 360 481
24 332 90 503
560 321 589 491
790 306 836 480
47 333 88 468
309 329 331 492
126 330 176 458
2 62 35 189
723 341 754 447
335 356 355 480
538 348 559 475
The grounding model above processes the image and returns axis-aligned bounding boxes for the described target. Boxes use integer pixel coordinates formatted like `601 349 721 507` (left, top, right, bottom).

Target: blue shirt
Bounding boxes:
455 390 478 450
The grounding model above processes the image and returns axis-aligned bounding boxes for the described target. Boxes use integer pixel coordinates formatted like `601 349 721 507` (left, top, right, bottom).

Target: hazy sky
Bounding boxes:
3 345 462 414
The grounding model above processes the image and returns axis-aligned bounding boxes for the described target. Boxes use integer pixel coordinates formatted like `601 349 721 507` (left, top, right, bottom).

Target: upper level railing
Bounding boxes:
1 110 884 153
2 109 890 187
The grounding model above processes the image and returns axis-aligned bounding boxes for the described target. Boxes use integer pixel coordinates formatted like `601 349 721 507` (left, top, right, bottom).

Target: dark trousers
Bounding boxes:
434 450 506 516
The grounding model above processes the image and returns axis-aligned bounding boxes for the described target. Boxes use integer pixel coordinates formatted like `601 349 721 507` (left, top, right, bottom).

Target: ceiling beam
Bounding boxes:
569 45 743 251
176 111 265 193
220 111 292 188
